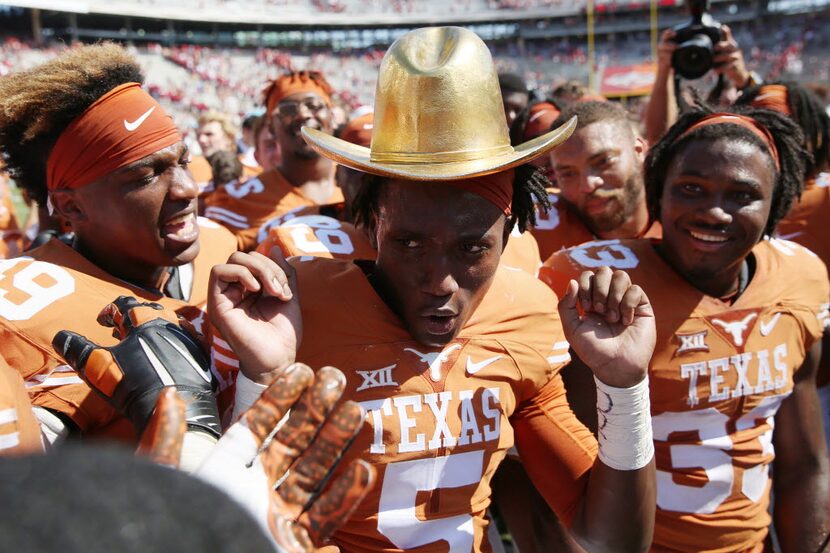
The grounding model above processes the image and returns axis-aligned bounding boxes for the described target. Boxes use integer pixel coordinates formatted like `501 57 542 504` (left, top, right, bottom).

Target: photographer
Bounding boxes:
644 24 755 145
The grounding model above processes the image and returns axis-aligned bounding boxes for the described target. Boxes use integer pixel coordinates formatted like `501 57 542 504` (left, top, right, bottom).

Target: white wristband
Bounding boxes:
595 376 654 471
232 372 268 422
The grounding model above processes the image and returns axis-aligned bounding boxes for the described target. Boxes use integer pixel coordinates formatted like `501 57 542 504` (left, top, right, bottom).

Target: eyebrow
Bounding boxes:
586 148 618 163
676 168 763 189
553 148 617 170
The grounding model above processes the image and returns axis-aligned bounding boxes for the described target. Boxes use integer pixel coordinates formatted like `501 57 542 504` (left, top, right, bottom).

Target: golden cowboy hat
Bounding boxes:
302 26 576 180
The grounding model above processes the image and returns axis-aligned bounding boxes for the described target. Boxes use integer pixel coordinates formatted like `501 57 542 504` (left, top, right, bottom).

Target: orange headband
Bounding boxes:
447 170 514 216
749 85 792 117
680 113 780 171
340 112 374 147
47 83 180 191
523 102 561 141
265 71 334 117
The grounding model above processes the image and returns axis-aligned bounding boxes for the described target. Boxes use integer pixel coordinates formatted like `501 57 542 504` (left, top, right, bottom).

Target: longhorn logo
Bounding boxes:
403 344 462 382
709 312 758 348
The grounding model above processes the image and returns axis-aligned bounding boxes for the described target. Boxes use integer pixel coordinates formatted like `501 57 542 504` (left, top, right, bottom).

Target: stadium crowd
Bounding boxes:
0 5 830 553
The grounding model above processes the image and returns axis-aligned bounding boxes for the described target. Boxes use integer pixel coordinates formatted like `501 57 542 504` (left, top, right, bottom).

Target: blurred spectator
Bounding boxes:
238 113 259 154
208 150 244 189
197 111 237 157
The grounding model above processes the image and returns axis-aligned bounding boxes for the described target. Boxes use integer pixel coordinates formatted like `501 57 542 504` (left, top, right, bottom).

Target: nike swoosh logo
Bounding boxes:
777 231 803 240
760 313 782 336
466 355 502 375
124 106 156 132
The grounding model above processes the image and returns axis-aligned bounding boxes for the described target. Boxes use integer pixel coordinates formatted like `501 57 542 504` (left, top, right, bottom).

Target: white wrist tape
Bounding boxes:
595 376 654 471
232 372 268 422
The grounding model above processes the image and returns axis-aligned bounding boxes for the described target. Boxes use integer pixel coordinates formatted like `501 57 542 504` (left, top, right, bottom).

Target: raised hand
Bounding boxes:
713 25 750 87
208 249 301 384
195 363 375 552
657 28 677 75
558 266 656 388
52 295 221 439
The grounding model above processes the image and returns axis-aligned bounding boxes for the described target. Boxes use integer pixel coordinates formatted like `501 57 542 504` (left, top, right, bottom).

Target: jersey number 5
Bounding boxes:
378 450 483 552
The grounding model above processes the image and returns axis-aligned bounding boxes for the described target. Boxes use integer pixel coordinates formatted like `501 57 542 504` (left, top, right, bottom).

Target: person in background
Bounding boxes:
533 101 659 261
204 71 343 251
543 105 830 553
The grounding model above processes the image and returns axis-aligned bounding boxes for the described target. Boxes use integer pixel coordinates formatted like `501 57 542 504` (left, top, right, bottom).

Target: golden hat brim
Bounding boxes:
302 116 577 181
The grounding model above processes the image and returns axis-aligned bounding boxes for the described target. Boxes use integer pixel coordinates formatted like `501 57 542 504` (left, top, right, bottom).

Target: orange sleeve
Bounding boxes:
0 357 43 455
512 372 597 527
538 249 580 299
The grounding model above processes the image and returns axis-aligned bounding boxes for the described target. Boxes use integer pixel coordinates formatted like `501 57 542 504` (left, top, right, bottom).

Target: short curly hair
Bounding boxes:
0 43 144 206
644 104 808 238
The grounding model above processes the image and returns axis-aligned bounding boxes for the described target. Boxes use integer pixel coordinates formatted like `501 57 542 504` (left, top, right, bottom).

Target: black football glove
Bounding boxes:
52 295 221 439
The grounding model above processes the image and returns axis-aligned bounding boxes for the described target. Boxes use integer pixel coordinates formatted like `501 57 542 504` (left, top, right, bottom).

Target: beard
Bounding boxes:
575 171 644 236
294 145 321 160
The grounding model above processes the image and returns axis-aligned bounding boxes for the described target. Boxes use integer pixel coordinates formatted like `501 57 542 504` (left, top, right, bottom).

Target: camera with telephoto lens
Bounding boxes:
671 0 723 80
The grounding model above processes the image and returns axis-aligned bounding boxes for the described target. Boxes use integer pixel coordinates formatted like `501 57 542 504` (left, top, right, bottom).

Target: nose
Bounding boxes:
699 202 733 226
580 172 603 195
420 261 459 297
168 167 199 201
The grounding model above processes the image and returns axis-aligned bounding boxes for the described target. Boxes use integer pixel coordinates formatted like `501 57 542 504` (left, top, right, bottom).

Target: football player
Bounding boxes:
0 44 238 454
204 71 344 251
207 26 657 553
542 106 830 552
735 83 830 446
257 111 545 276
533 101 660 261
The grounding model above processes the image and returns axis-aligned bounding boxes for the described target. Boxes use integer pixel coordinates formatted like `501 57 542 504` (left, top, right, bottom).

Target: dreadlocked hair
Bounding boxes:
511 164 551 231
352 164 552 235
0 43 144 206
736 81 830 178
644 103 808 238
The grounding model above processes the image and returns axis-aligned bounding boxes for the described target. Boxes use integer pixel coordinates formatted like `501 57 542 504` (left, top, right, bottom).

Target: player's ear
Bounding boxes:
633 135 648 165
49 189 87 224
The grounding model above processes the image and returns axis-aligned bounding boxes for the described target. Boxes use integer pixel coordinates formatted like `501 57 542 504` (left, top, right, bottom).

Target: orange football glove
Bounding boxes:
195 364 375 552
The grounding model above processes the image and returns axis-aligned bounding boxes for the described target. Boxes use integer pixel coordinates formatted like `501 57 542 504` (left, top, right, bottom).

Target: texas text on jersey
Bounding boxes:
291 256 597 553
541 237 829 553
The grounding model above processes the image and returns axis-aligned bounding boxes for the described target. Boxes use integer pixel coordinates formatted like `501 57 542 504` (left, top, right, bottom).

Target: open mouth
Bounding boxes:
689 229 729 243
421 312 458 336
162 212 199 245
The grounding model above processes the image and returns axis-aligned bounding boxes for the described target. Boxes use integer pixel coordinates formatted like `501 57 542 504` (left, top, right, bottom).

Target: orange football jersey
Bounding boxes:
541 238 829 553
0 354 43 455
502 226 543 275
531 190 661 262
203 168 343 251
292 257 597 553
189 155 215 194
191 154 262 198
258 214 376 261
774 174 830 386
259 207 542 275
0 218 238 438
